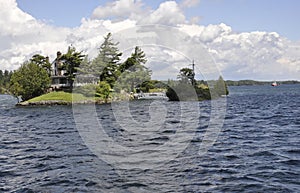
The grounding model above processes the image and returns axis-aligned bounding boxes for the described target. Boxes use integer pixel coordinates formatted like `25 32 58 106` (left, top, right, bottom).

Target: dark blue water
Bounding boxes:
0 85 299 192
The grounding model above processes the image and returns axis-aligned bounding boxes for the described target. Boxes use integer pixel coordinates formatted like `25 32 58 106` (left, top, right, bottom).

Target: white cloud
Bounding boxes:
180 23 232 42
0 0 71 70
140 1 186 25
91 0 186 26
0 0 299 80
91 0 145 21
177 22 300 80
180 0 200 8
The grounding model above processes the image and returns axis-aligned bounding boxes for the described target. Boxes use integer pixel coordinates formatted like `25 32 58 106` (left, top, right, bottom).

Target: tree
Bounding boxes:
30 54 52 76
60 46 85 89
119 46 147 73
0 70 3 86
9 61 51 101
96 81 111 103
78 55 92 74
177 67 195 85
0 70 13 94
213 76 229 97
91 33 122 87
167 67 212 101
116 46 151 92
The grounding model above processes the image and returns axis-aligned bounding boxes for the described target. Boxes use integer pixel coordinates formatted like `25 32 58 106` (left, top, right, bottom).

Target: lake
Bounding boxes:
0 85 299 192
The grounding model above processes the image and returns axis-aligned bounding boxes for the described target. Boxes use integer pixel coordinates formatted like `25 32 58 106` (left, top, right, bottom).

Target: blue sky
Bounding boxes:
16 0 300 40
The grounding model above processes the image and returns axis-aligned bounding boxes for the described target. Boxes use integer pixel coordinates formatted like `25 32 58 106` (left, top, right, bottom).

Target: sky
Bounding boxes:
1 0 299 80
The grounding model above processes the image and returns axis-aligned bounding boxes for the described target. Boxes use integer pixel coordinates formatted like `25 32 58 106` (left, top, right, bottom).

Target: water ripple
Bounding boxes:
0 85 300 192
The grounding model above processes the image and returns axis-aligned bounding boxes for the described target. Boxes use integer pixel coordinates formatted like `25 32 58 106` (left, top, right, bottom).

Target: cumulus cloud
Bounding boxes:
140 1 186 25
0 0 71 70
91 0 186 26
0 0 299 80
179 23 298 80
91 0 146 21
180 0 200 8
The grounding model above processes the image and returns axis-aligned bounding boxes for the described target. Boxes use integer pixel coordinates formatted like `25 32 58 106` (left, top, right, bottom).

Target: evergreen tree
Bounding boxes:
213 76 229 97
0 70 12 93
60 46 85 89
30 54 52 76
177 67 195 85
0 70 3 86
78 55 92 74
119 46 147 73
167 67 211 101
92 33 122 87
117 46 151 92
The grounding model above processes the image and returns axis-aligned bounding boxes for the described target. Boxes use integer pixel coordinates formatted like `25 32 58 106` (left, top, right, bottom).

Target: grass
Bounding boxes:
27 91 97 103
148 88 167 93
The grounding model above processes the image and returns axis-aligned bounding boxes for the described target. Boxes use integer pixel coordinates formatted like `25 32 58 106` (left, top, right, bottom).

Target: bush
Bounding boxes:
96 81 111 101
73 84 98 97
9 62 50 101
166 82 211 101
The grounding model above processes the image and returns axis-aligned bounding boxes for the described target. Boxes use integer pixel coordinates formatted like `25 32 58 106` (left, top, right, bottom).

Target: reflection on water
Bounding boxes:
0 85 300 192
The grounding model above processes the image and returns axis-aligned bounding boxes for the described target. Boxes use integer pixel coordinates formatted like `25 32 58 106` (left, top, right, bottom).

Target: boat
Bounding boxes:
136 92 168 100
271 81 278 86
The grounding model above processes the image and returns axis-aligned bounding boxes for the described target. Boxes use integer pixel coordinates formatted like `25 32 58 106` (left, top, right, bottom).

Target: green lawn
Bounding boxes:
27 91 96 103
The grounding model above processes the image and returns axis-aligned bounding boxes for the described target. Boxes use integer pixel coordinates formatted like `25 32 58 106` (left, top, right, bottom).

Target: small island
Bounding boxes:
3 33 230 106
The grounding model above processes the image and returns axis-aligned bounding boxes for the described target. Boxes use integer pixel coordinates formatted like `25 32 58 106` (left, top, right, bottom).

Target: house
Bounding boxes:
50 51 70 90
50 51 98 90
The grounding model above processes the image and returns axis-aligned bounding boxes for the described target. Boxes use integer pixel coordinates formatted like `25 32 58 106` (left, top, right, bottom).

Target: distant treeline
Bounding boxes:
0 70 13 94
225 80 300 86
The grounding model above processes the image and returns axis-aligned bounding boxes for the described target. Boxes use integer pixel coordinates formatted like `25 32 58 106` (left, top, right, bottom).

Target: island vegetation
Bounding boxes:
0 70 13 94
4 32 299 105
166 67 228 101
7 33 157 105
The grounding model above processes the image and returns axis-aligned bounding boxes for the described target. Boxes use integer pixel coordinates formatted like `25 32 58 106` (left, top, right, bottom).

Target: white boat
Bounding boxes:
137 92 168 100
271 81 278 86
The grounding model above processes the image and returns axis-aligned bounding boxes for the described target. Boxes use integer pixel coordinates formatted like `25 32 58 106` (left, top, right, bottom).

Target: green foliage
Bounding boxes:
177 67 195 85
73 84 99 97
0 70 13 94
96 81 111 102
78 55 92 74
60 46 85 89
166 82 198 101
73 82 111 101
138 80 167 93
30 54 52 76
212 76 229 98
166 82 211 101
9 61 51 101
167 67 212 101
119 46 147 73
91 33 122 87
194 86 211 100
116 46 151 92
138 80 155 92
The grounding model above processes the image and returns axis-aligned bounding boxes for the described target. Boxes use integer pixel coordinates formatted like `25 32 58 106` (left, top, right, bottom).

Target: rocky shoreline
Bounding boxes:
16 99 107 106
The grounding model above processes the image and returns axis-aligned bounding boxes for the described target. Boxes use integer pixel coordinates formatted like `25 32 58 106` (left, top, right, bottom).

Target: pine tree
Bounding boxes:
117 46 151 92
30 54 52 76
60 46 85 89
213 75 229 97
91 33 122 88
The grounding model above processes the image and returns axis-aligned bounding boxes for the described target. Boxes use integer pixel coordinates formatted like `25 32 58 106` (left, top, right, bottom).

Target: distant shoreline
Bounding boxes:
225 80 300 86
